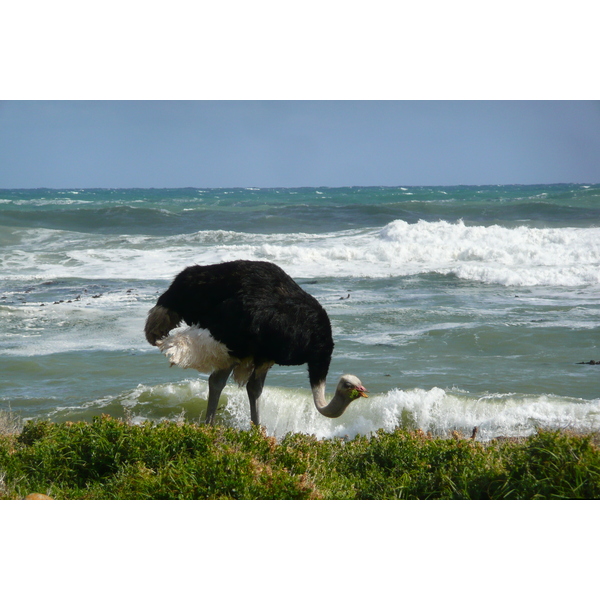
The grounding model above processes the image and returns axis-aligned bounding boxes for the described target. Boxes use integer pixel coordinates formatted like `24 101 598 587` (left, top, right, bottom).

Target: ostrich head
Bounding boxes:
337 374 369 401
311 373 368 418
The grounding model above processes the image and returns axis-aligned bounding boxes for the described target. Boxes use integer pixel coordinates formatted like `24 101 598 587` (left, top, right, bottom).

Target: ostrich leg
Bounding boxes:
246 368 268 426
205 367 233 424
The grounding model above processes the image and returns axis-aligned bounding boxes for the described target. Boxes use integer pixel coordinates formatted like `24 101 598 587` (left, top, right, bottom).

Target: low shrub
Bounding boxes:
1 416 599 499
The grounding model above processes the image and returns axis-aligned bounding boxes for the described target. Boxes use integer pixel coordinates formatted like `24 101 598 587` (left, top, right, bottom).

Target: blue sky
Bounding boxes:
1 101 599 188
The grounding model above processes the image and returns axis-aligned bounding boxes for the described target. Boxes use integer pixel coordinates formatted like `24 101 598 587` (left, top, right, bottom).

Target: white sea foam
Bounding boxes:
2 220 600 287
376 220 600 286
113 380 600 440
9 198 90 206
0 293 152 356
228 386 600 440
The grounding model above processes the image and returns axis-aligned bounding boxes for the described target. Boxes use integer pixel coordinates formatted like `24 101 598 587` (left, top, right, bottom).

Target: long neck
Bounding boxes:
311 381 350 418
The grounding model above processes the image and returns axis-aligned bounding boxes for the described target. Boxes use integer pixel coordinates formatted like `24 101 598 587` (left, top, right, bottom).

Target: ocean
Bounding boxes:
1 184 599 441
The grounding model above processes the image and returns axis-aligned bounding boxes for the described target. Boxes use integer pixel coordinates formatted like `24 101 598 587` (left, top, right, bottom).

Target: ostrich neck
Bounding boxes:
311 381 349 418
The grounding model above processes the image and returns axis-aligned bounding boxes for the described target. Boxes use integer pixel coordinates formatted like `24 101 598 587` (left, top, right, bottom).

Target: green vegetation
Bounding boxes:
1 413 600 499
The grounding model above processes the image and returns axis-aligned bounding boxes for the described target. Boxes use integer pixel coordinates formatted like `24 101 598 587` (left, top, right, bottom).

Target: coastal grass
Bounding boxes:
1 412 600 499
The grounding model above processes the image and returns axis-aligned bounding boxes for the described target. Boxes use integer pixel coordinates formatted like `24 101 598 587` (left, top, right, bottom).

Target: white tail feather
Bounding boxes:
156 326 258 386
157 327 234 372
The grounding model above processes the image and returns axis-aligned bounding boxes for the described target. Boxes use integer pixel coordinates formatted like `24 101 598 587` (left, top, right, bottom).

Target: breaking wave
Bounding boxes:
3 219 600 287
52 380 600 442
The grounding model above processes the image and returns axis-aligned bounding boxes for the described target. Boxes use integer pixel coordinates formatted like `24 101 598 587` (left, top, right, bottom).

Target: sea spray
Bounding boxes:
63 380 600 442
3 220 599 286
229 385 600 441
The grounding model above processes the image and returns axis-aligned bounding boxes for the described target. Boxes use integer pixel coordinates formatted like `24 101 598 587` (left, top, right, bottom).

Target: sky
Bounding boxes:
1 100 600 188
2 3 599 189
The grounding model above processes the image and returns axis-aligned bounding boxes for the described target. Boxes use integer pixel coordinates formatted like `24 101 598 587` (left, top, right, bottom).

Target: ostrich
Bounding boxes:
144 260 368 426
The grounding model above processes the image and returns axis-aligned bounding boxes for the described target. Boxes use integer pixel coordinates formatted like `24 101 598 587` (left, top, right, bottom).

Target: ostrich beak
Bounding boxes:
355 385 368 398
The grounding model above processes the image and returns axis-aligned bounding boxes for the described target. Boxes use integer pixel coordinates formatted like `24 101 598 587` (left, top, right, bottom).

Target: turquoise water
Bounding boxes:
1 184 600 439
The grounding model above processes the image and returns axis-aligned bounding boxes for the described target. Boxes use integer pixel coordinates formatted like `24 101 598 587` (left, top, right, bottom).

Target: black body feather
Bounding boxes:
149 260 334 386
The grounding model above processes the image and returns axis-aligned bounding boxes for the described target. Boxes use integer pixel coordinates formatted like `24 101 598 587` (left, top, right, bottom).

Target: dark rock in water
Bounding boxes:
577 360 600 365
